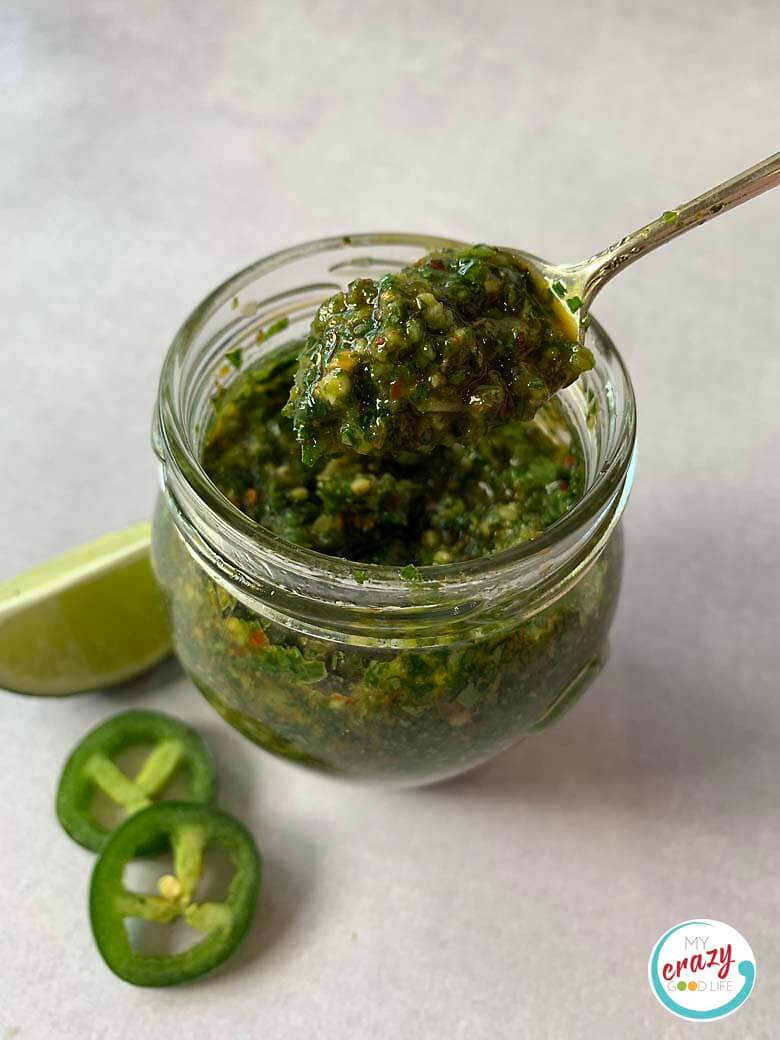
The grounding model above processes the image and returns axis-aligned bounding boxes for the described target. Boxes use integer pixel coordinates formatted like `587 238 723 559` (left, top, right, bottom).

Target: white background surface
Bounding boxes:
1 2 779 1037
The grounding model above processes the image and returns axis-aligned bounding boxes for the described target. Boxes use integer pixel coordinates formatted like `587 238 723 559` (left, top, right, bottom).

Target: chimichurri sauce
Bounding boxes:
283 244 592 465
203 354 585 566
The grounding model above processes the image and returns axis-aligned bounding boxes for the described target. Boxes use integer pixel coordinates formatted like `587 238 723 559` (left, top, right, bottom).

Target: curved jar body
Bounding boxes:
151 234 636 785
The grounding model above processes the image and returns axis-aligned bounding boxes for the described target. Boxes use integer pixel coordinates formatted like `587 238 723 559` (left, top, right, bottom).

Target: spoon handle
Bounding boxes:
572 150 780 312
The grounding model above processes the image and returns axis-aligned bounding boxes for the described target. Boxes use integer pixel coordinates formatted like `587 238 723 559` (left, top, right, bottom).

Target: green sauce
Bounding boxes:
204 354 585 566
284 244 592 464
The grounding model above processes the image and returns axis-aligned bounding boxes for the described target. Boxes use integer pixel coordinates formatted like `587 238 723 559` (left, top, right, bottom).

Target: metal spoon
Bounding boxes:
534 150 780 337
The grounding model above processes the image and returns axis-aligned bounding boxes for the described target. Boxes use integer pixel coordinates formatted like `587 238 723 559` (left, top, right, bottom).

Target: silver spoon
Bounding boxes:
533 150 780 337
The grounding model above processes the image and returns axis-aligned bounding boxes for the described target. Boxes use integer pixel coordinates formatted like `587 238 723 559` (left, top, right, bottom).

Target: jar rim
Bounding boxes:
155 232 636 612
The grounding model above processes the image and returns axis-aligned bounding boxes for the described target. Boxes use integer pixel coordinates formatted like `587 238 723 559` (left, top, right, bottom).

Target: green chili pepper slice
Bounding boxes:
56 710 217 852
90 802 261 987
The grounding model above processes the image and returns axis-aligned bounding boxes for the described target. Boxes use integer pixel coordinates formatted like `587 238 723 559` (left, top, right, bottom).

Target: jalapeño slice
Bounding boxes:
56 710 217 852
89 802 261 986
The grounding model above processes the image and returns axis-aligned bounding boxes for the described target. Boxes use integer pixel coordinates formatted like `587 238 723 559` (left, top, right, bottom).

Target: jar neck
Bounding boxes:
153 234 637 648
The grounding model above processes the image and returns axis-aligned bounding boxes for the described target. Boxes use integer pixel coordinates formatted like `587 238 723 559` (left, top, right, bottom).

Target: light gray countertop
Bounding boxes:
1 2 779 1037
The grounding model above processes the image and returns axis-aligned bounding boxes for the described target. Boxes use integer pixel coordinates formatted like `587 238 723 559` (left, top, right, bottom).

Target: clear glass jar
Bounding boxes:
151 233 636 785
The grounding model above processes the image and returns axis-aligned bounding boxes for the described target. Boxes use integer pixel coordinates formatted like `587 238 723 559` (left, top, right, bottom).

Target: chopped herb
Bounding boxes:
551 281 566 297
267 317 289 337
400 564 424 583
231 297 240 310
353 569 368 585
585 387 599 429
257 317 290 344
225 348 243 370
662 210 679 223
566 296 582 313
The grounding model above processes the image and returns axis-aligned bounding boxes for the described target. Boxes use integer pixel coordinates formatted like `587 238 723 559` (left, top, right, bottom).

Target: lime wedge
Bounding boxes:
0 522 171 696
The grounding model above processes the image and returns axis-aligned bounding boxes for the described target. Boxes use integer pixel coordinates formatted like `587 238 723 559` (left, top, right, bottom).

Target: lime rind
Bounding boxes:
0 522 152 615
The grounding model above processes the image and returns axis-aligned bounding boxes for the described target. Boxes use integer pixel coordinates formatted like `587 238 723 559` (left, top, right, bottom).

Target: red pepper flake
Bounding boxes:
390 380 406 401
563 454 576 467
374 335 386 347
243 488 258 507
249 628 268 650
429 258 444 270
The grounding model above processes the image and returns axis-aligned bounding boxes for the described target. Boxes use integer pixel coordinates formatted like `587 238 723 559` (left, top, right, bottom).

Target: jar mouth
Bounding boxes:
154 232 636 625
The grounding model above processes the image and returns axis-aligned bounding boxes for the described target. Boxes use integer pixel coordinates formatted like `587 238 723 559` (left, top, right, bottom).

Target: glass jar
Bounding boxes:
151 233 636 786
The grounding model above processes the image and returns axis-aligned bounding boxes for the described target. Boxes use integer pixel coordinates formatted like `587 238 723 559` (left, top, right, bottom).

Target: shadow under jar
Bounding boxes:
151 233 636 786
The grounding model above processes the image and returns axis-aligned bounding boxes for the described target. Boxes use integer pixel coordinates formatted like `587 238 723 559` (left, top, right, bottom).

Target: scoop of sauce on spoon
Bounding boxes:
284 244 587 464
286 151 780 464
